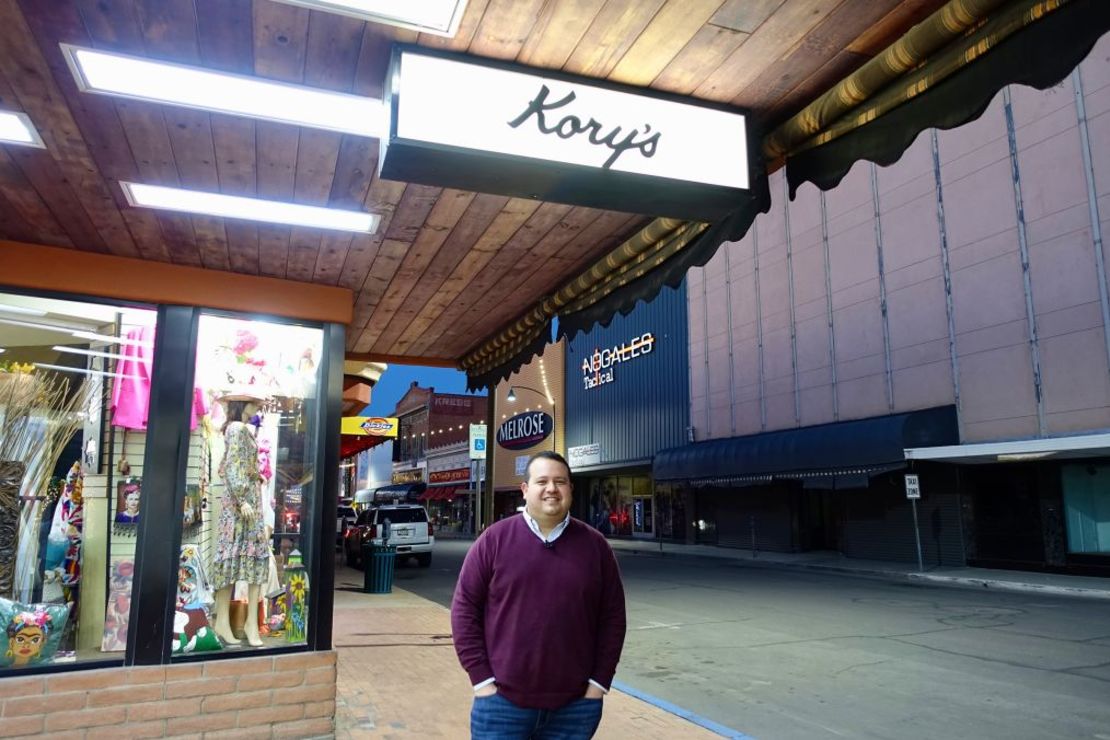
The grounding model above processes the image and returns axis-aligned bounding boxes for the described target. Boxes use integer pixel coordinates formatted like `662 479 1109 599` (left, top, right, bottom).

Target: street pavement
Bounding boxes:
381 537 1110 740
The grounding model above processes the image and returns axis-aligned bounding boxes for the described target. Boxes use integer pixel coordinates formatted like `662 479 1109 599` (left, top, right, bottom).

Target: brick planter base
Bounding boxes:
0 651 336 738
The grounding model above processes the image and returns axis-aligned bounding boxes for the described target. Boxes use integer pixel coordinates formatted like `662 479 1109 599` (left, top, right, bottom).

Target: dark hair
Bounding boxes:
221 400 250 433
524 450 572 481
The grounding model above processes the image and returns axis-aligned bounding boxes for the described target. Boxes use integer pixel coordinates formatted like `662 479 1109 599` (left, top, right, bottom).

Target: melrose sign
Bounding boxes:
582 332 655 390
381 47 750 221
497 411 554 451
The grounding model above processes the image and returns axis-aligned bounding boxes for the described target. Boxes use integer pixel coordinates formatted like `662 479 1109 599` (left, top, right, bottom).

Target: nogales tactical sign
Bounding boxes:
497 411 553 451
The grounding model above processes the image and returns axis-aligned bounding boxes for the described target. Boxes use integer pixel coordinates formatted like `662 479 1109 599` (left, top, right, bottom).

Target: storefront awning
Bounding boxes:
355 482 427 506
419 485 468 501
654 406 958 487
905 431 1110 464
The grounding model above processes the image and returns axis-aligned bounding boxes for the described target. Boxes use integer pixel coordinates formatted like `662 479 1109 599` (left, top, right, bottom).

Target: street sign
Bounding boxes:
469 423 487 459
904 474 920 499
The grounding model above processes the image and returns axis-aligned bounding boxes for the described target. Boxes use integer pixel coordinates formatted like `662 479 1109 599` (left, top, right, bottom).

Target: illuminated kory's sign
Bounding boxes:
497 411 554 451
582 332 655 390
381 46 750 221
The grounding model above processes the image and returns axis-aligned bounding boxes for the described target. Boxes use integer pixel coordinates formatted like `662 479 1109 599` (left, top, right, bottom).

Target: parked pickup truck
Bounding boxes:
344 504 434 568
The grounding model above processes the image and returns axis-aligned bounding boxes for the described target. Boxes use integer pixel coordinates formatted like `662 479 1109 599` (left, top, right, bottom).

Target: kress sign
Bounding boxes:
380 46 751 221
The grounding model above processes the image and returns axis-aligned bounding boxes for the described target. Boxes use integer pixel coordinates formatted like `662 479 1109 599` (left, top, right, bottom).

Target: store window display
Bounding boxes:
176 314 322 657
0 291 156 672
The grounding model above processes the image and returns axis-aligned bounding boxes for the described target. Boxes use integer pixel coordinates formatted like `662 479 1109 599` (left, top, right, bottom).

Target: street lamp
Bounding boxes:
508 386 550 401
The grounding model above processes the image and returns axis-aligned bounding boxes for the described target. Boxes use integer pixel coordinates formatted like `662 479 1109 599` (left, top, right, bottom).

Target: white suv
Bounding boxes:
344 504 434 568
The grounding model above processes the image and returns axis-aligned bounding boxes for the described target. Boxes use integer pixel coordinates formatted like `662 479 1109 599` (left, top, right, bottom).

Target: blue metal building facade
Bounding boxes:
565 282 689 467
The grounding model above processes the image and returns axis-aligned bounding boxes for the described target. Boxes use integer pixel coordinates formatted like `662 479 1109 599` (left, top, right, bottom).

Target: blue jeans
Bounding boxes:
470 692 603 739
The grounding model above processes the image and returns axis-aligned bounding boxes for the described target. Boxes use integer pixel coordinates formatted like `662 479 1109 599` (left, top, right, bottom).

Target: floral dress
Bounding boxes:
211 422 269 589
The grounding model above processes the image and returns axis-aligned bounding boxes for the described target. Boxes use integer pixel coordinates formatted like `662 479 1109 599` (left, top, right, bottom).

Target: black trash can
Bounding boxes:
362 543 397 594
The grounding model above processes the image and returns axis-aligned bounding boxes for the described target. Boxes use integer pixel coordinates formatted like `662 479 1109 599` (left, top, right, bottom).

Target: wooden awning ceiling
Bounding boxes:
0 0 1103 387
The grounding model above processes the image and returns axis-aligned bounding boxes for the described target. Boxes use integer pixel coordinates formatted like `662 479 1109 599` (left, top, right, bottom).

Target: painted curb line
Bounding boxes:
611 680 756 740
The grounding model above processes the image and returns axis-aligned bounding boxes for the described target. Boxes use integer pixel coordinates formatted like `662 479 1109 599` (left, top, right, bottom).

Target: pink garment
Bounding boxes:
110 326 208 430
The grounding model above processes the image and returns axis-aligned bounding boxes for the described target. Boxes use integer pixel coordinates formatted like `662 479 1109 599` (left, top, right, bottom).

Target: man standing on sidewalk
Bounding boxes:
451 451 627 739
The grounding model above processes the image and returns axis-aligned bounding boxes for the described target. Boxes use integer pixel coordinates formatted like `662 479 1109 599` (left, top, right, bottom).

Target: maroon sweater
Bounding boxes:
451 515 627 710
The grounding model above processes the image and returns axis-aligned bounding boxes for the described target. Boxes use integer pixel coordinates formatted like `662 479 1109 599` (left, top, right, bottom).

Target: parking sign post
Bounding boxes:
470 424 487 535
905 473 924 572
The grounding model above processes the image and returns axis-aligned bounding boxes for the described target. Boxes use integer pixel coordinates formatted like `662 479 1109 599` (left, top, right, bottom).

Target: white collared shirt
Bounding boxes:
522 509 570 544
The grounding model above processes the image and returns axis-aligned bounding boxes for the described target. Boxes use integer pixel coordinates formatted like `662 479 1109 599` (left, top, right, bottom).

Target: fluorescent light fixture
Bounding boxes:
0 348 5 354
120 182 378 233
0 110 46 149
0 302 47 316
71 330 152 349
53 346 129 362
271 0 467 36
0 317 75 333
62 45 384 138
33 362 143 383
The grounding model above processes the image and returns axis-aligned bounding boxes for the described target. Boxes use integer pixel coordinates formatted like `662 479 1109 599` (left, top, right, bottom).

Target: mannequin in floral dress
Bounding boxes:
211 394 270 647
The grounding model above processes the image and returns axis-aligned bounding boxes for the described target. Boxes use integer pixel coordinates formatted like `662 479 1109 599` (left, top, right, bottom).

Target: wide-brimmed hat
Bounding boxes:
215 386 268 403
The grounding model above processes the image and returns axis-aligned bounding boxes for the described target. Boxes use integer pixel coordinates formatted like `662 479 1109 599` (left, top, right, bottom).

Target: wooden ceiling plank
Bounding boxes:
381 183 442 243
650 24 748 95
209 113 261 273
224 220 260 274
0 189 39 245
847 0 949 56
410 201 570 356
113 99 203 265
191 215 231 271
0 151 74 249
349 183 441 326
468 0 546 60
418 0 489 51
256 224 291 278
516 0 606 70
562 0 668 78
363 189 478 351
304 8 366 92
252 0 309 82
709 0 785 34
352 24 416 99
312 231 357 284
191 0 256 272
156 213 204 267
284 128 344 279
194 0 254 72
403 197 543 355
608 0 724 87
442 206 602 350
286 227 322 282
7 147 111 253
336 173 406 291
294 129 343 206
252 122 299 279
134 0 200 60
693 0 844 106
73 0 145 50
6 2 147 258
350 237 409 352
328 137 376 211
731 0 901 111
165 109 220 191
387 193 510 353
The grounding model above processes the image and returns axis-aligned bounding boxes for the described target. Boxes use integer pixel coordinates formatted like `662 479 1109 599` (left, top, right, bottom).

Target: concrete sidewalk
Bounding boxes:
605 539 1110 600
332 574 723 739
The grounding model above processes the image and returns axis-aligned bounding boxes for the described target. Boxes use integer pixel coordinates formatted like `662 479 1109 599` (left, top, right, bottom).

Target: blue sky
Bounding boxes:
358 364 481 488
361 364 479 417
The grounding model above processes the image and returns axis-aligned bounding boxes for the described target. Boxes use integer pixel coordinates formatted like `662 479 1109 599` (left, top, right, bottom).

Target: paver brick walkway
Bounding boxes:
332 578 717 739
